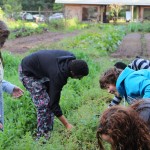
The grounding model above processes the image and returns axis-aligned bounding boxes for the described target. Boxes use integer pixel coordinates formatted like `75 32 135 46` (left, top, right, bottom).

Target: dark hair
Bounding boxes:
130 99 150 130
99 68 122 89
0 20 10 64
114 62 127 70
0 20 10 36
97 106 150 150
69 59 89 76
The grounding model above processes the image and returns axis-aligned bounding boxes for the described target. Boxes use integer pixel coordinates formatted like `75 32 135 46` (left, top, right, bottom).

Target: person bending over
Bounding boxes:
19 49 89 139
110 57 150 107
100 67 150 105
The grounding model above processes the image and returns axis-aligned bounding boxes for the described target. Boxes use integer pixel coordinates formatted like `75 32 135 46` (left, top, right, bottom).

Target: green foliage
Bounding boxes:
65 18 89 31
3 0 22 17
127 21 150 32
7 20 48 39
59 24 126 56
108 4 123 21
2 19 90 39
53 3 63 11
0 24 128 149
22 0 55 11
0 7 5 19
48 19 65 31
47 18 89 31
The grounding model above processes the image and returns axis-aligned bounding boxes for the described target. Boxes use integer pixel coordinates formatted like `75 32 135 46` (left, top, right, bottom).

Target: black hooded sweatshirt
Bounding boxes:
21 50 76 117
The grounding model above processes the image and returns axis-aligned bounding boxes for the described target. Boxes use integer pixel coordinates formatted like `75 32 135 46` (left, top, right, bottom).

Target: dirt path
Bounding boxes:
2 31 79 54
111 33 150 58
2 31 150 58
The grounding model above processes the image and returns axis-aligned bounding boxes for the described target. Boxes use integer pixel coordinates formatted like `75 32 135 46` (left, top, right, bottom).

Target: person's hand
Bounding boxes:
0 122 3 130
12 87 24 98
65 123 74 130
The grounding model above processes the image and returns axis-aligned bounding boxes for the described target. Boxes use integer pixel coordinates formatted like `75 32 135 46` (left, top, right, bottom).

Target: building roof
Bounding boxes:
55 0 150 6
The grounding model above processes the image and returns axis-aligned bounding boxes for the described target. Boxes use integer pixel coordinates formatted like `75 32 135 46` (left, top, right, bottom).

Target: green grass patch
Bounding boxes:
0 23 128 149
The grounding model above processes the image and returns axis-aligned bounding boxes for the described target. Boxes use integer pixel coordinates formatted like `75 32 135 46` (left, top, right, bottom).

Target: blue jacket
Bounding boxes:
2 80 15 94
116 67 150 104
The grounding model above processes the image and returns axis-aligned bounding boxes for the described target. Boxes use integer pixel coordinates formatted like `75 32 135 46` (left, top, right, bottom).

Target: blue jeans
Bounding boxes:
0 82 4 131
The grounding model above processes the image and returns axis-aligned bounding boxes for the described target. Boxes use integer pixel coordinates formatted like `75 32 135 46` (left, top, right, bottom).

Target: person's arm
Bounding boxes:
50 89 73 129
109 95 122 107
58 115 73 130
2 80 24 98
142 84 150 98
128 58 150 70
49 81 73 129
2 80 15 94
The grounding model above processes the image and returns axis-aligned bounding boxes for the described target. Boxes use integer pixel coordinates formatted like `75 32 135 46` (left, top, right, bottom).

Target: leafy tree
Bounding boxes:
3 0 22 18
22 0 55 11
109 4 122 22
0 7 5 19
53 3 63 11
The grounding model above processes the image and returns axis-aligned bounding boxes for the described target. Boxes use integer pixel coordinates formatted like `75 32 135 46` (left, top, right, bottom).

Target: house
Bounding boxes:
55 0 150 22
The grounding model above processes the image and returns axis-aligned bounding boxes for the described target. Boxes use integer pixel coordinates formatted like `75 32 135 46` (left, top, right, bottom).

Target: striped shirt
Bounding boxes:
109 58 150 107
128 58 150 70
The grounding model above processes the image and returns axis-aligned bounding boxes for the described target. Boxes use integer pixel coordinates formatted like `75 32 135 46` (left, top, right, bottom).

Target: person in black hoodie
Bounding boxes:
19 50 89 139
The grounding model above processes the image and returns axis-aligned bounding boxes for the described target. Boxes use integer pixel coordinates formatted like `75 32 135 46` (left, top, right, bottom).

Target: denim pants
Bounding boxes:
0 83 3 131
0 59 4 131
18 65 54 138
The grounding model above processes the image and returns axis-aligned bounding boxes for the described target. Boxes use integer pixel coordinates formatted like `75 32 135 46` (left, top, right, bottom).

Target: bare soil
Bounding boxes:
2 31 79 54
111 33 150 58
2 31 150 58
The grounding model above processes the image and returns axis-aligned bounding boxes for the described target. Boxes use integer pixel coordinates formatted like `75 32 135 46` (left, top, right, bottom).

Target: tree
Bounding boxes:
3 0 22 18
22 0 55 11
109 4 122 22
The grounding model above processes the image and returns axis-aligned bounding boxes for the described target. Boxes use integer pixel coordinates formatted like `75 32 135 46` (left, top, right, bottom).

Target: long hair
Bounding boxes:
97 106 150 150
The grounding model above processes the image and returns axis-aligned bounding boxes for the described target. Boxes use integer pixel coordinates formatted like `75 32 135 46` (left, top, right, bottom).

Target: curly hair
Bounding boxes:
69 59 89 76
97 106 150 150
99 68 122 89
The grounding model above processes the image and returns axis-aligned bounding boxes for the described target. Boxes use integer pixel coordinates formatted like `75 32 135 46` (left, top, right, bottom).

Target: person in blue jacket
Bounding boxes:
19 49 89 140
100 67 150 105
109 57 150 107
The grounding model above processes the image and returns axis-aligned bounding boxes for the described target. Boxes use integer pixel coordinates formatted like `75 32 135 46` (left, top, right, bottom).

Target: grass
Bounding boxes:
0 22 136 149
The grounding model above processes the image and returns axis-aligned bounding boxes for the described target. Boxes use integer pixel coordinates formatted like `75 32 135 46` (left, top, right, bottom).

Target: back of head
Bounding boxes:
0 20 10 48
0 20 9 31
130 99 150 130
69 59 89 76
114 62 127 70
97 105 150 150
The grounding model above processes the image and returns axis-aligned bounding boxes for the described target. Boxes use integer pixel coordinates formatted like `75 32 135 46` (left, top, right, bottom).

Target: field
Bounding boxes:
0 20 150 150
